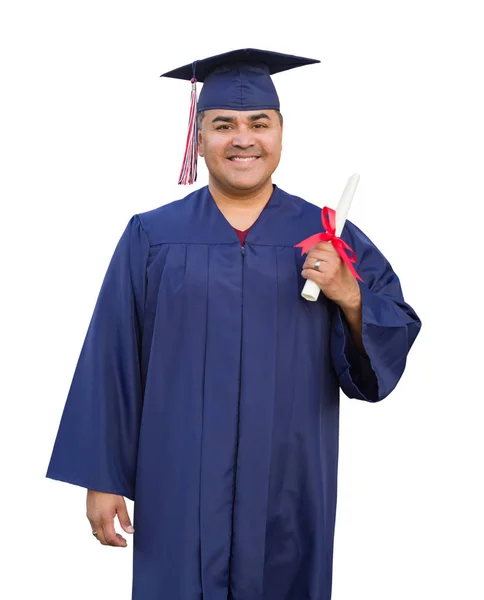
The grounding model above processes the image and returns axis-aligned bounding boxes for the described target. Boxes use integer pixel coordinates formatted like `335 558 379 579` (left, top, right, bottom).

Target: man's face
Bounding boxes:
198 109 283 196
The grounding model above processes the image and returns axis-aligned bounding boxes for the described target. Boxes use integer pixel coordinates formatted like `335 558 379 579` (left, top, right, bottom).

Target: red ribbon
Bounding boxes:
295 207 363 282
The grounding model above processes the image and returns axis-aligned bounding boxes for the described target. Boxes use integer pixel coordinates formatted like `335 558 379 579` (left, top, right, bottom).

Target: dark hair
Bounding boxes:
197 109 283 130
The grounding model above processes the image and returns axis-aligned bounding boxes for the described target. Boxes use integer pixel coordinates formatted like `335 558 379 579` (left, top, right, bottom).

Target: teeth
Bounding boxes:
231 157 257 161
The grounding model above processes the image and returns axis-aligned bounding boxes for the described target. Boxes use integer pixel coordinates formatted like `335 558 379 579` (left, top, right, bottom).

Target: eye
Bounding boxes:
215 124 233 130
252 123 268 129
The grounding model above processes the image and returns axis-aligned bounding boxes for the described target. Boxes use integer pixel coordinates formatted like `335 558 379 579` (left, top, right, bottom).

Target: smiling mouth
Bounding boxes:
228 156 260 162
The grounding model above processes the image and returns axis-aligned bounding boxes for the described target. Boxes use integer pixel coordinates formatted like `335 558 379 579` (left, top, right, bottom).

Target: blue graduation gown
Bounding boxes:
46 185 421 600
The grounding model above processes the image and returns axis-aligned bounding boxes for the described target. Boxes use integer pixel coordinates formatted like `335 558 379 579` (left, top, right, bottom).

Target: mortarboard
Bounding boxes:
161 48 320 184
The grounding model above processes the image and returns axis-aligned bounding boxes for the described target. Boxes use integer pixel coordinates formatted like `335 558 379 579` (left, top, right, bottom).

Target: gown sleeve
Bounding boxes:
331 221 421 402
46 215 149 500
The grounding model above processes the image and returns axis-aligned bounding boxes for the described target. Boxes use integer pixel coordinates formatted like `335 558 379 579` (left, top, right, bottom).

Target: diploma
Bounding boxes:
301 174 360 302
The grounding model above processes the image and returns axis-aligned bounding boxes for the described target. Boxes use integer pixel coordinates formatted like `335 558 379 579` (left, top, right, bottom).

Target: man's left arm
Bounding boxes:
339 292 366 356
302 223 421 401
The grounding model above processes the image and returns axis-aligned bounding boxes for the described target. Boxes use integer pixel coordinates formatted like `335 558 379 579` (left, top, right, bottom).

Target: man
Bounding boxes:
47 48 421 600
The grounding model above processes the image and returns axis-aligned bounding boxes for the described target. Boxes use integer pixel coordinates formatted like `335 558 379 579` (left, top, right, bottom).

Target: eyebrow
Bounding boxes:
211 112 271 124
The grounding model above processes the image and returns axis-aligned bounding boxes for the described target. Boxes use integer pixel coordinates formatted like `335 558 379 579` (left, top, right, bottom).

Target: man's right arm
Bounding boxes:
86 490 135 547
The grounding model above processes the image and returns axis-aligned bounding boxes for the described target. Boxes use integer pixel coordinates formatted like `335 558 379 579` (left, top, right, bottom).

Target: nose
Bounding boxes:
231 127 255 149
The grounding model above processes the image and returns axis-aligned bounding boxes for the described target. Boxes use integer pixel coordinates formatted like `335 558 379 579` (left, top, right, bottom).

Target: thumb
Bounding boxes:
117 499 135 534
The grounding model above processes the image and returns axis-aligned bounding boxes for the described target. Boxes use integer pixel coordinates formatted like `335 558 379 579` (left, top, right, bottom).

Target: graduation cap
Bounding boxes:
161 48 320 184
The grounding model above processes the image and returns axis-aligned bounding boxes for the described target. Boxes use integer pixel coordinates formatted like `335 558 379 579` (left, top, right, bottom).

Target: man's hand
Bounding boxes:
301 241 361 310
302 241 366 354
86 490 134 547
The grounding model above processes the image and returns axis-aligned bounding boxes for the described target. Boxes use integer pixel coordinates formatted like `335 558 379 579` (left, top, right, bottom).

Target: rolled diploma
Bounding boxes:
301 173 360 301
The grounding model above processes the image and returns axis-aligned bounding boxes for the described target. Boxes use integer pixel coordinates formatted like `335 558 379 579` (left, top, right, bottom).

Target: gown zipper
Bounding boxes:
228 243 245 595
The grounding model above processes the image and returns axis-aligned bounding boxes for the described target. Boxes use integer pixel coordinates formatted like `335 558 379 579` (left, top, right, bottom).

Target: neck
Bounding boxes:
208 178 274 231
208 178 274 211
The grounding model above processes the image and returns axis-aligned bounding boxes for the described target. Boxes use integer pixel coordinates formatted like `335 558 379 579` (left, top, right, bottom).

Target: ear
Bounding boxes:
198 130 204 157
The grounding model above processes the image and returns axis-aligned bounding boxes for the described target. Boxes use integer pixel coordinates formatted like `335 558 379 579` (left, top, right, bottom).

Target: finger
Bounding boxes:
312 256 328 271
303 256 331 273
314 241 337 253
90 520 108 545
303 254 324 268
307 247 339 264
102 520 127 547
301 268 321 281
308 242 332 253
117 501 135 535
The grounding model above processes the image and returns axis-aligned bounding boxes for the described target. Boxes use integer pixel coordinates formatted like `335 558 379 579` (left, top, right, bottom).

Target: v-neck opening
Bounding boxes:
207 185 280 245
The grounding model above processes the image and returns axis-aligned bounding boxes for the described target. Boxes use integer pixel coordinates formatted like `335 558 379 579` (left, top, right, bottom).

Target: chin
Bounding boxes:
230 180 260 190
226 174 270 191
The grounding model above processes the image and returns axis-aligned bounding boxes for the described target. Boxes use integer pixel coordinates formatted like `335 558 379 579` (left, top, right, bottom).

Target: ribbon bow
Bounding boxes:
295 207 363 282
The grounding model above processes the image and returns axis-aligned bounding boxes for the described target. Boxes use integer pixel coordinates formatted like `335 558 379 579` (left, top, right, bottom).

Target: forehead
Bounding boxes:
202 109 278 122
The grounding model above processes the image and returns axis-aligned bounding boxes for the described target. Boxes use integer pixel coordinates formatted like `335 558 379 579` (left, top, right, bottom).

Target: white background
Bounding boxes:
1 0 483 598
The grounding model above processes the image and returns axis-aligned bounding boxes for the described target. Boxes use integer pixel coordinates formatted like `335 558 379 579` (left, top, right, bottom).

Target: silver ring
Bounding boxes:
313 259 321 271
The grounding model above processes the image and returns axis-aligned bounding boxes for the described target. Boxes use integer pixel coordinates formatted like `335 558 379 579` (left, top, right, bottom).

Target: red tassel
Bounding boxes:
178 78 198 185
